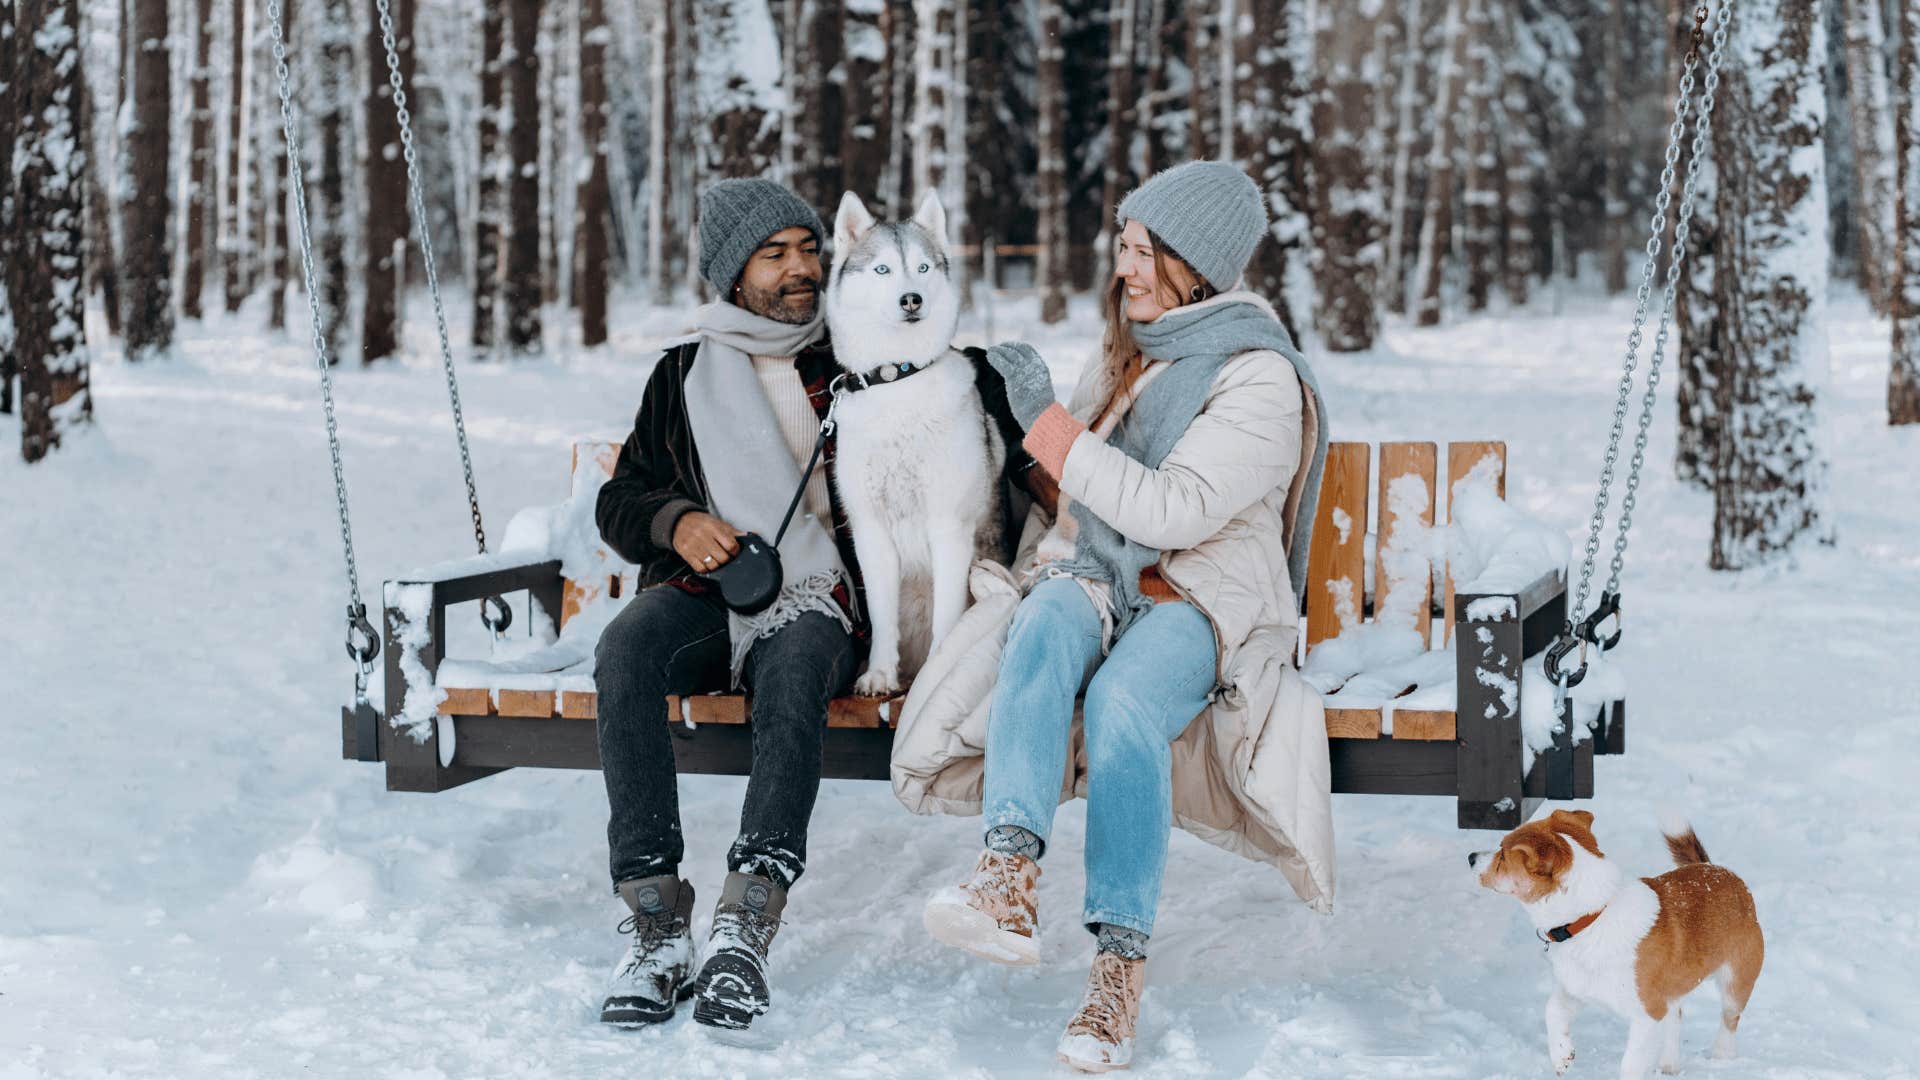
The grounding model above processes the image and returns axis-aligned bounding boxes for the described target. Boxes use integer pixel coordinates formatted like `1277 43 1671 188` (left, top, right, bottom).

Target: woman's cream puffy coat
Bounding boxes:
890 334 1335 912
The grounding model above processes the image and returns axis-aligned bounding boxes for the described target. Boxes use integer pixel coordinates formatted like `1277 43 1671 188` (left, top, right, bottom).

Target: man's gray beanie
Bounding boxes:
697 178 825 295
1115 160 1268 291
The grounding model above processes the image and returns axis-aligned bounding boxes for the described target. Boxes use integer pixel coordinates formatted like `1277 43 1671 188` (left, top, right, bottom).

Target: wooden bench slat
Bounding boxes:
1326 707 1384 739
561 690 598 719
439 687 494 716
1375 442 1437 647
496 689 557 718
1443 441 1508 644
1392 708 1457 741
1305 442 1370 649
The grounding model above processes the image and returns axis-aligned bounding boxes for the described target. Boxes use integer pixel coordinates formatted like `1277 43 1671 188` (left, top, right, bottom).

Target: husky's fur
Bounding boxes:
825 191 1005 696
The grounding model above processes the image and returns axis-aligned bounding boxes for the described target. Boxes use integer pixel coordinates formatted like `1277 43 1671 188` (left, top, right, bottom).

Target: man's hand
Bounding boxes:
672 511 743 573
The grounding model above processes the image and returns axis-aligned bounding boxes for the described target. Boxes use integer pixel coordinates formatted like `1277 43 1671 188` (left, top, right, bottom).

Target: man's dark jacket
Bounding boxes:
594 333 1037 636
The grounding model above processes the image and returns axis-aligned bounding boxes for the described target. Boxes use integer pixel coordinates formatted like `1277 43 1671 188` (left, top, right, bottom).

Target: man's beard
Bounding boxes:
739 278 820 324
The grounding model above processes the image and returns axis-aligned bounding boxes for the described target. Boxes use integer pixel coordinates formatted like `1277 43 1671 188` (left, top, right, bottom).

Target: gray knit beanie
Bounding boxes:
1114 160 1268 291
697 178 825 295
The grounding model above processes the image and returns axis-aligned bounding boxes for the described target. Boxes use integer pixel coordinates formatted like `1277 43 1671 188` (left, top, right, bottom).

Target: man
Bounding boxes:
591 177 1033 1036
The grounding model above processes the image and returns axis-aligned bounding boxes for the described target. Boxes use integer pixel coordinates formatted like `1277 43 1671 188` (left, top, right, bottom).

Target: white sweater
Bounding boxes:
751 353 833 527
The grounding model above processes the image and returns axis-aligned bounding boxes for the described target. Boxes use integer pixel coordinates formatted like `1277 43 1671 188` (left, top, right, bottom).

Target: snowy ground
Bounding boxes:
4 285 1917 1079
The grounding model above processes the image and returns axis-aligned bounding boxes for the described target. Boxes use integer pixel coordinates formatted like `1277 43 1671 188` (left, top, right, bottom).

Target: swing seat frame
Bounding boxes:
348 438 1623 831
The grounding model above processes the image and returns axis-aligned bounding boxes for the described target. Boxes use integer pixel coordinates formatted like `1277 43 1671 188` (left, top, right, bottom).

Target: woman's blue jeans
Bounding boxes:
981 576 1218 936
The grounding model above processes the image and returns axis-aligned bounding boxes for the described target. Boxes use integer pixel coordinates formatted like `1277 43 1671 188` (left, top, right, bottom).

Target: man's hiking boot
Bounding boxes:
922 849 1041 965
600 875 698 1026
690 871 786 1038
1056 950 1147 1072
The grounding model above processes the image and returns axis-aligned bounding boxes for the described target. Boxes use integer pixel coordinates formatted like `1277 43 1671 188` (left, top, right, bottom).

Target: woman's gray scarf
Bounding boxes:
685 300 853 682
1045 292 1329 643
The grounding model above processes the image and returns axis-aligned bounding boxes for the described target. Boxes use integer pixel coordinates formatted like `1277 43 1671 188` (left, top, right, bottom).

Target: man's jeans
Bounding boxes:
981 577 1217 936
593 585 856 892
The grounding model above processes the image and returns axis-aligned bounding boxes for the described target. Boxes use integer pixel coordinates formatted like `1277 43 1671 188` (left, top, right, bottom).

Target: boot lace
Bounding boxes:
1065 956 1139 1041
617 907 686 958
711 903 780 956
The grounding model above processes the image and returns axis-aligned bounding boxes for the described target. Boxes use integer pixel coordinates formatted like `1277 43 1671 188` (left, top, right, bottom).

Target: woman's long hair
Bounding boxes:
1094 227 1216 427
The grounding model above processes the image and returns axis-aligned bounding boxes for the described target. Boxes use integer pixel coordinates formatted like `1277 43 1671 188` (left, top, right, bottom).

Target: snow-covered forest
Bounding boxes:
4 0 1919 1076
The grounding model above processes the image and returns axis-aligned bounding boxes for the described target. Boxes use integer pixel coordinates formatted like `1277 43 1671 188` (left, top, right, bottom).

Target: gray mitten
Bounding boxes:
985 341 1057 430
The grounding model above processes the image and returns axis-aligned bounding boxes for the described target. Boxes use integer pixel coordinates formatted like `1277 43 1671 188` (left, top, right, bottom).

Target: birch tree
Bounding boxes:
1709 0 1832 569
1841 0 1896 314
121 0 172 361
16 0 94 461
504 0 543 351
1890 0 1919 426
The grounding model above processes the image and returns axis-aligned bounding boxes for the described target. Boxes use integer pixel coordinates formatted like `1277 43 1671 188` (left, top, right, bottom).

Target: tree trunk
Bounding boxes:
1460 0 1500 311
1309 0 1383 349
1100 0 1138 277
474 2 504 349
1842 0 1897 313
505 0 544 352
1889 0 1920 425
576 0 610 346
841 0 887 205
183 0 215 319
1709 0 1831 570
265 0 290 331
362 0 413 362
1142 0 1171 173
912 0 955 209
882 0 915 216
1185 0 1219 160
316 0 352 363
645 0 675 304
1600 0 1631 292
693 0 780 189
1236 0 1310 343
1675 0 1723 486
0 0 19 414
1411 0 1466 327
223 0 249 313
16 0 94 461
85 5 121 340
1036 0 1068 324
785 0 842 213
1498 0 1536 307
1382 0 1424 315
122 0 173 361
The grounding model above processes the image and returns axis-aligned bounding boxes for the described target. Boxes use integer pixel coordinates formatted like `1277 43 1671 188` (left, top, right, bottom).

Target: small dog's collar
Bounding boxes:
1539 909 1605 945
839 359 933 392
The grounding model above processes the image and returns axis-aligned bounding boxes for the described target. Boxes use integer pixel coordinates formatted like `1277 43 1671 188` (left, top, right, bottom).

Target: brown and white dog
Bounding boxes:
1470 810 1764 1079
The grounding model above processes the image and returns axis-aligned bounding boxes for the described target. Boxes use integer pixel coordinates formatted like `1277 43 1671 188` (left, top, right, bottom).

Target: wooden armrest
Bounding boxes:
382 559 567 739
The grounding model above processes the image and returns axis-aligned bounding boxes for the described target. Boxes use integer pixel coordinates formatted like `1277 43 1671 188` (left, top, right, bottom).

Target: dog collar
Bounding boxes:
1539 909 1604 945
839 360 932 392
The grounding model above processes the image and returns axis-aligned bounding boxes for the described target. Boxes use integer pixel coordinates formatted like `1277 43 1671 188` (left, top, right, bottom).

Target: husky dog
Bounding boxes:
826 191 1005 697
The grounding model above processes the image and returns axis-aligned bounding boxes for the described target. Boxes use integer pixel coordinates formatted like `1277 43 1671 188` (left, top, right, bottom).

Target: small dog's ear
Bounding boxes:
834 191 877 251
1507 842 1537 874
912 190 948 247
1551 809 1595 831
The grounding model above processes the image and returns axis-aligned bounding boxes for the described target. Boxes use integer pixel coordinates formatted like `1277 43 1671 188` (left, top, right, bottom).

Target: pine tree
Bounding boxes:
362 0 413 362
16 0 94 461
182 0 214 319
1841 0 1896 314
1412 0 1466 327
1497 0 1539 307
1675 0 1724 487
0 0 17 415
644 0 676 304
785 0 842 213
1099 0 1138 274
121 0 172 361
1709 0 1831 570
1600 0 1631 292
841 0 888 203
693 0 780 186
1890 0 1920 425
1309 0 1383 348
1459 0 1500 311
316 0 352 362
474 2 504 347
576 0 610 346
266 0 292 333
882 0 915 216
1185 0 1220 160
1036 0 1068 323
504 0 544 352
222 0 249 314
1235 0 1310 343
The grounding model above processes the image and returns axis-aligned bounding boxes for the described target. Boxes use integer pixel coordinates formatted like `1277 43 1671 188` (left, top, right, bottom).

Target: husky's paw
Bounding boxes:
1550 1047 1574 1076
854 668 901 697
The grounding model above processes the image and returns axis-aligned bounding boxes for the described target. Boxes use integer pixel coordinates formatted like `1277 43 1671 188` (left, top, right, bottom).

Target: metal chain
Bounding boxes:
374 0 489 560
265 1 379 691
1551 1 1730 690
1603 4 1731 599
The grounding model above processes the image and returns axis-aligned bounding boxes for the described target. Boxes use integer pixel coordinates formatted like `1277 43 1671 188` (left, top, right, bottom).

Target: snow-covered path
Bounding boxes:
4 291 1916 1078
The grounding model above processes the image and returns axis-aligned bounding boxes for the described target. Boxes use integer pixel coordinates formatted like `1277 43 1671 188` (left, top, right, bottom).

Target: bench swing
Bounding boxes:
281 2 1729 832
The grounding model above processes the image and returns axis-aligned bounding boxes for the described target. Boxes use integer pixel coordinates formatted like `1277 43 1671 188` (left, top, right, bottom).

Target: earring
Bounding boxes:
1189 285 1206 303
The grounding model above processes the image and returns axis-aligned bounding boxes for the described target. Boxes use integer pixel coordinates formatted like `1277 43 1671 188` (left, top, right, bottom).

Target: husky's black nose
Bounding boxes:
900 293 923 314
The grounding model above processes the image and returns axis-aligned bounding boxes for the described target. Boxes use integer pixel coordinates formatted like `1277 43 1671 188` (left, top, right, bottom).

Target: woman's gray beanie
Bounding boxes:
1115 160 1268 291
697 178 825 295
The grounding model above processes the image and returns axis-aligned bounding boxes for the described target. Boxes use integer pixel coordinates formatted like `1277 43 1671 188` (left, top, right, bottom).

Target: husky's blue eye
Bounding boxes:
874 265 890 275
918 263 930 273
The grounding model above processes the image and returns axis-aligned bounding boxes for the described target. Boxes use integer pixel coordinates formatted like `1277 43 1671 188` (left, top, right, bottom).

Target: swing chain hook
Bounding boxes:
1579 591 1623 651
346 602 381 666
1544 623 1589 691
480 594 514 637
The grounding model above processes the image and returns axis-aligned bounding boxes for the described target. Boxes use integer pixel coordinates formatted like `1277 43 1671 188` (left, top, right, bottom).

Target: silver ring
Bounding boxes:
702 555 715 565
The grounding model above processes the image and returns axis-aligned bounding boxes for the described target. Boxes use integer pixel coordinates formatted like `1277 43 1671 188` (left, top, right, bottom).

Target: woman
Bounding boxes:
895 161 1334 1072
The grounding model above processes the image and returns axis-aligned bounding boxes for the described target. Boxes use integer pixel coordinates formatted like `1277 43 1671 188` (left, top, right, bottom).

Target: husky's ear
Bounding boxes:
912 191 948 248
834 191 878 252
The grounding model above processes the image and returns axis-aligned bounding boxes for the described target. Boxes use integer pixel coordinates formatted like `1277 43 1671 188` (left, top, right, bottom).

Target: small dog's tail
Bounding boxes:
1660 809 1712 866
